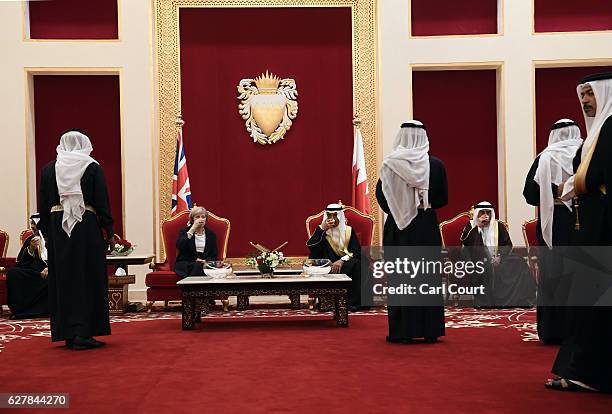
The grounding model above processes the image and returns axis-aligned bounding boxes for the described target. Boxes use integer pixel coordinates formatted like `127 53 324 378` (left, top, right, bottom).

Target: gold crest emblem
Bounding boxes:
237 71 298 145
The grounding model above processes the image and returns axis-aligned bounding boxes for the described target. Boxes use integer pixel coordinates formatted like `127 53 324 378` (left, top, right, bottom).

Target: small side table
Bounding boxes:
106 254 154 314
108 275 136 314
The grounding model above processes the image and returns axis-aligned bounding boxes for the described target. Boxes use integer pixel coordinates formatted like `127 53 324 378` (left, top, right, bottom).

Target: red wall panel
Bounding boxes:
33 75 123 236
535 66 612 153
28 0 118 39
179 7 353 257
413 70 499 222
411 0 498 36
535 0 612 33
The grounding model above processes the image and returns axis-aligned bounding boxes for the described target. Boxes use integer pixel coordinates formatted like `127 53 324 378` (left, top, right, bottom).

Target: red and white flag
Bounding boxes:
171 126 193 216
352 126 370 214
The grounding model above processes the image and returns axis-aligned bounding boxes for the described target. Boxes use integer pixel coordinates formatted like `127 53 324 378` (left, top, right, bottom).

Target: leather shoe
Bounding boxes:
72 336 105 350
386 336 413 344
91 337 106 346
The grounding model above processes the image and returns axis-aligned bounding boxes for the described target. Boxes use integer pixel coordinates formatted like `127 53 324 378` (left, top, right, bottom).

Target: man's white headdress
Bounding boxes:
472 201 497 252
322 203 347 251
534 119 582 248
55 130 98 237
380 120 430 230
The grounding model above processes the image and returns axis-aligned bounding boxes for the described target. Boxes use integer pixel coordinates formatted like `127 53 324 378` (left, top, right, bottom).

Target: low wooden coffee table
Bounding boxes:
177 274 351 330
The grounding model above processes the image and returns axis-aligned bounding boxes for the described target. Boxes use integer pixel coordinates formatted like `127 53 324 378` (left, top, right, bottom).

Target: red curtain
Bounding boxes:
179 7 353 257
535 66 612 152
28 0 118 39
33 75 123 236
535 0 612 33
413 70 499 222
411 0 498 36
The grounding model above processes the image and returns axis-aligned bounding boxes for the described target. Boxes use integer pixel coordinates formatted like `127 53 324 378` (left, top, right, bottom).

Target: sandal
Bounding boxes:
545 378 595 392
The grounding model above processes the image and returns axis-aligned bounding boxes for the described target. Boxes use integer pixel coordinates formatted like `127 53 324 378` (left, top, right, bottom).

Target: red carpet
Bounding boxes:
0 309 609 413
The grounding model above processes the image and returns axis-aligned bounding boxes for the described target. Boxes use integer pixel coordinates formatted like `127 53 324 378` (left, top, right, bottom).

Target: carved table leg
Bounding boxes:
289 293 301 310
194 297 204 323
333 296 338 320
201 296 211 316
336 292 348 327
320 295 334 312
182 294 195 330
237 295 249 311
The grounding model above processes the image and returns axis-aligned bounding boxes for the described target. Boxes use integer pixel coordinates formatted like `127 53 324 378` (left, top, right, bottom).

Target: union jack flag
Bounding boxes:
171 127 193 215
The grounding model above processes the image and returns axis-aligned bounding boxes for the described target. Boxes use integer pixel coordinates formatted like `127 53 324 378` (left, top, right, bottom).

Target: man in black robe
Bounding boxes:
38 130 114 351
376 120 447 344
6 214 49 319
523 119 582 343
461 202 535 308
307 203 362 311
546 73 612 393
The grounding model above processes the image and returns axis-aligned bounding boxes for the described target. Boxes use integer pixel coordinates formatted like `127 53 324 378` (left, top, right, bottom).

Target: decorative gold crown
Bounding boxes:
255 71 280 93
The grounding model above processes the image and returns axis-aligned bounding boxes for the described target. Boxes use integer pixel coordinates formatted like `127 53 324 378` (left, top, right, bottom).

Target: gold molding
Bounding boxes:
0 229 9 257
530 0 612 36
154 0 380 258
531 58 612 184
522 218 537 249
408 0 504 39
409 62 507 221
22 0 122 42
23 67 127 237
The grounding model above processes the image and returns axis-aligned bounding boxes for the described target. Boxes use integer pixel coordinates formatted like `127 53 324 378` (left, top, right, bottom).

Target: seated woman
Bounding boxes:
174 206 218 277
7 214 49 319
461 202 536 308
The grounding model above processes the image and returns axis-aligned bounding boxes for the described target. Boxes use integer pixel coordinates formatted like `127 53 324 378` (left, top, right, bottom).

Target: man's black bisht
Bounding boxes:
38 160 113 342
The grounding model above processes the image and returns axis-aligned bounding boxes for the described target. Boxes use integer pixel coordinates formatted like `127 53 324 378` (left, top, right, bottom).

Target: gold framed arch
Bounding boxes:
154 0 380 257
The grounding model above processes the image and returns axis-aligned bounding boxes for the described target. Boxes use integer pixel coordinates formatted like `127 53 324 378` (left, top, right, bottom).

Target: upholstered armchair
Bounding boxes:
522 218 539 283
305 204 374 310
439 211 472 305
145 210 230 311
20 230 33 244
0 229 12 315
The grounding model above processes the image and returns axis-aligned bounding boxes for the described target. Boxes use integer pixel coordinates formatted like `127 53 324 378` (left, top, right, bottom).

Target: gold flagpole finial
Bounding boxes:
175 113 185 128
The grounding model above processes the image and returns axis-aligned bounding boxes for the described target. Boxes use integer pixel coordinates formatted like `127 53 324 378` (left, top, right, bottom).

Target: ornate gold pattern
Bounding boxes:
238 71 298 144
154 0 380 258
108 274 136 314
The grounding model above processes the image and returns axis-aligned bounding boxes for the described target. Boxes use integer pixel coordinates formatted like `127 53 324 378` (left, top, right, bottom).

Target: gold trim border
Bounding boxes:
530 58 612 219
408 0 504 39
409 62 507 221
23 67 127 238
530 58 612 193
154 0 380 258
21 0 123 42
530 0 612 36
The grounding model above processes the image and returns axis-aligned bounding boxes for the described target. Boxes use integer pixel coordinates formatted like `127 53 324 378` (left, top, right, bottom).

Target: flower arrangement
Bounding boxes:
110 238 135 256
245 250 287 276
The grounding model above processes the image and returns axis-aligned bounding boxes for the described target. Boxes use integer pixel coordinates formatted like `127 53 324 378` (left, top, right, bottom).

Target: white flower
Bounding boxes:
271 260 279 267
